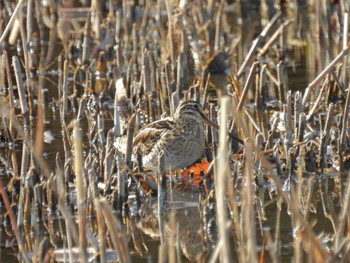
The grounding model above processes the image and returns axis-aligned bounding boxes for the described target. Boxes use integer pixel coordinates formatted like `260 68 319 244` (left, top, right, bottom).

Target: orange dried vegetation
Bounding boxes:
180 161 211 186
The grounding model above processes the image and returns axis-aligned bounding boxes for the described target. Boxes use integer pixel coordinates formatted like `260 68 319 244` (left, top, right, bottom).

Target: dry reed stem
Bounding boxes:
0 179 30 262
320 103 334 171
157 150 166 245
125 113 136 169
0 0 26 46
237 12 280 79
73 121 88 262
341 12 348 82
81 12 92 65
57 201 79 262
12 56 29 125
226 170 246 262
258 19 292 56
95 200 107 263
168 211 177 263
306 79 327 121
302 45 350 108
34 77 45 165
216 96 232 263
17 135 30 235
208 238 223 263
99 199 131 263
236 61 259 111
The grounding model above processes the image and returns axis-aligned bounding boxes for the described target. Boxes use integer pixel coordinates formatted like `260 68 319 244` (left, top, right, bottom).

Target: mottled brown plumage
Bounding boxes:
133 100 209 171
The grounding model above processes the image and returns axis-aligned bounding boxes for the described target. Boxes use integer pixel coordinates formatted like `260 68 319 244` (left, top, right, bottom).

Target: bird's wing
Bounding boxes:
133 117 175 156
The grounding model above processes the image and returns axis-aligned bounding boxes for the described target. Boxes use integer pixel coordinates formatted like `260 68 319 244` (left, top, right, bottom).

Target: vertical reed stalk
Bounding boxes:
73 121 88 262
99 199 131 263
320 104 334 171
158 151 166 244
17 137 30 238
12 56 29 126
231 95 258 263
95 200 107 263
341 13 348 82
216 96 232 263
82 13 92 65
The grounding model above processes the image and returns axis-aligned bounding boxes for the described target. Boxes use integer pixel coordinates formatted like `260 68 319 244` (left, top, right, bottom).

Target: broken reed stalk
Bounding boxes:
277 61 286 106
236 61 259 111
216 96 232 263
258 19 292 56
0 0 26 47
12 56 29 126
237 12 280 79
73 121 88 262
125 113 136 169
302 43 350 108
157 150 166 245
306 79 327 121
18 8 34 119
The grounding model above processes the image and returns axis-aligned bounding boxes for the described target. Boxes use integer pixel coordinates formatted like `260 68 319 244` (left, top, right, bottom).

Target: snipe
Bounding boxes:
133 100 210 171
115 100 242 171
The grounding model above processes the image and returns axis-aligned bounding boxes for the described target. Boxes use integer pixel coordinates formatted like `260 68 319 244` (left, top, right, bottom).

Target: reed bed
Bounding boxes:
0 0 350 262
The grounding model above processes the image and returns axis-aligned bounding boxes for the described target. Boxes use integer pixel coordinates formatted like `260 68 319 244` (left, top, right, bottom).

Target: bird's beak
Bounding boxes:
201 113 244 145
